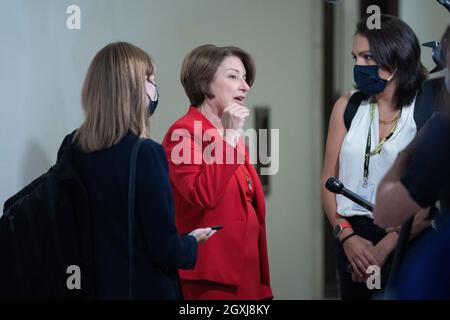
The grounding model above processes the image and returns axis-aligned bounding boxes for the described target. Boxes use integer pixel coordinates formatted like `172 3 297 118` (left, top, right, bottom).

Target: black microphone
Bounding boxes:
423 41 446 73
325 177 374 212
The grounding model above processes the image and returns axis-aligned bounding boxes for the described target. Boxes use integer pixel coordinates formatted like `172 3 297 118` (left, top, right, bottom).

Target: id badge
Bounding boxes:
352 180 375 212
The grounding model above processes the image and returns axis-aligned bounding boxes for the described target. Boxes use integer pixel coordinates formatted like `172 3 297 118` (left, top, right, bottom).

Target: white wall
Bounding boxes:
400 0 450 73
0 0 324 299
334 0 360 96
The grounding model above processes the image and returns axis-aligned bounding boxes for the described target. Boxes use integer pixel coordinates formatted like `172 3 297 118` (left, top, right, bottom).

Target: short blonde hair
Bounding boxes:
75 42 154 153
180 44 255 107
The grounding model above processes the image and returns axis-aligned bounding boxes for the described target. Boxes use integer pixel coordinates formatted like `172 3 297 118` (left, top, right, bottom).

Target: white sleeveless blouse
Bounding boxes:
336 96 417 219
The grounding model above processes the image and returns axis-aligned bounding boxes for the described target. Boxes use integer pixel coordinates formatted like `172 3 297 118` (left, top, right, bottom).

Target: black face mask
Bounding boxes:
148 98 159 116
147 84 159 116
353 65 395 97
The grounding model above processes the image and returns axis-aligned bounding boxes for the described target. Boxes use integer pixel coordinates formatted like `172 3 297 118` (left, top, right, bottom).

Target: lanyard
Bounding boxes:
363 100 402 183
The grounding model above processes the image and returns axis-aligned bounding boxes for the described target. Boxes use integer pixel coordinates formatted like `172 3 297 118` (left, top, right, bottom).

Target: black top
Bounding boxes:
401 114 450 213
396 113 450 299
72 133 197 299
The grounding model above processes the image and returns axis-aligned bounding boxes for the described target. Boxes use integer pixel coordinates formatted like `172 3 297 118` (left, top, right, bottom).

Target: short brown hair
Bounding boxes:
180 44 255 107
75 42 154 153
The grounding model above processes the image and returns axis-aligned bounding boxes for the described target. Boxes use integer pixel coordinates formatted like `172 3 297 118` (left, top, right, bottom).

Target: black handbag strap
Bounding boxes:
127 138 145 300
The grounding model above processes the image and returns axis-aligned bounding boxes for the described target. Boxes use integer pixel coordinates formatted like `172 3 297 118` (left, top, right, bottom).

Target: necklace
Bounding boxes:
369 101 402 156
379 110 401 125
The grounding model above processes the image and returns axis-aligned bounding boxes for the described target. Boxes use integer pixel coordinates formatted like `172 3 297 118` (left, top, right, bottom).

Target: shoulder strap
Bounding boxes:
344 91 366 131
127 137 145 300
414 77 444 131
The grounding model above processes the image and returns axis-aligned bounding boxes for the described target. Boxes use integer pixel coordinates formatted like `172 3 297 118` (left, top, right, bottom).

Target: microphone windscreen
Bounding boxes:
325 177 344 194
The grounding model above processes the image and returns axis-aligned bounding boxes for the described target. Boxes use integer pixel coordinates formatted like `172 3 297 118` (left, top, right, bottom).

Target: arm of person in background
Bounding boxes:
374 115 450 229
361 117 450 282
137 140 215 273
321 94 378 280
373 146 420 228
363 117 450 282
163 105 247 210
371 207 431 270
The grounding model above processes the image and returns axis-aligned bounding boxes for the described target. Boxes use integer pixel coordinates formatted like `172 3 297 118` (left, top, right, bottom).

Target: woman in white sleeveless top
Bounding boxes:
321 15 432 300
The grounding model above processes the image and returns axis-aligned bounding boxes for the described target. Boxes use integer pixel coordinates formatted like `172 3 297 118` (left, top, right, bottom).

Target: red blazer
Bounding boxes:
162 106 271 292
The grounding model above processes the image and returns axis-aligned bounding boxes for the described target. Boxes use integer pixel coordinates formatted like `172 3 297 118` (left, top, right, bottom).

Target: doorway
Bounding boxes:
322 0 399 299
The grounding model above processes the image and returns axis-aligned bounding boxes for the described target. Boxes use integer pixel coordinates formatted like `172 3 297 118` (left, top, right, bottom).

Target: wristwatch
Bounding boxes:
333 222 352 240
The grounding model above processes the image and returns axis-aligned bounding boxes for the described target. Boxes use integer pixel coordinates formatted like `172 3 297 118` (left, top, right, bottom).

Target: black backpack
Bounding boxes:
0 132 94 299
344 77 444 132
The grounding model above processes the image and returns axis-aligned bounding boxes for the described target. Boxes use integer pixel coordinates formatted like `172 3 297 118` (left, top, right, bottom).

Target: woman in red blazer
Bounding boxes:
162 45 272 300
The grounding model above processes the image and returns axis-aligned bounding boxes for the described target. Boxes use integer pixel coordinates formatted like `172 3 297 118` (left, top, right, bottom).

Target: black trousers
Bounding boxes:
334 216 392 300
